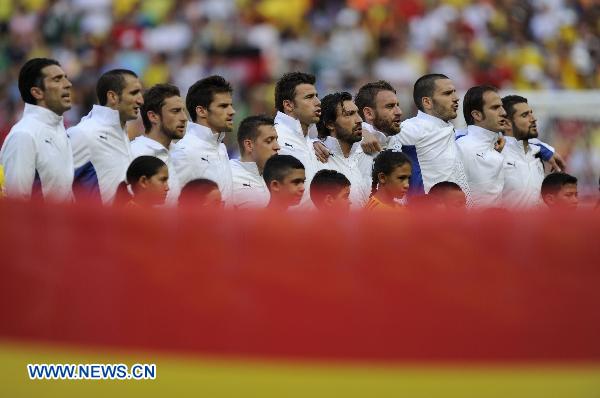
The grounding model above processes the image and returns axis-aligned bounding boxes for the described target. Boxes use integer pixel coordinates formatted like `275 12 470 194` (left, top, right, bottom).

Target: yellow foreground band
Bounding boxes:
3 341 600 398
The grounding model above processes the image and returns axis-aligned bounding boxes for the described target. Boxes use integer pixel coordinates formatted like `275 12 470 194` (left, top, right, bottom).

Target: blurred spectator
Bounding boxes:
1 0 597 119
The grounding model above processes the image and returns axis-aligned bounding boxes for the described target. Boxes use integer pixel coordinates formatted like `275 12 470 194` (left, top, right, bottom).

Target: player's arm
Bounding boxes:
1 132 36 199
312 139 330 163
530 139 565 171
360 131 382 155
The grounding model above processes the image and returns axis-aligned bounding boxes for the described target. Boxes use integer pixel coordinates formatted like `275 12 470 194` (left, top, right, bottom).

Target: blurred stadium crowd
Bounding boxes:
0 0 598 194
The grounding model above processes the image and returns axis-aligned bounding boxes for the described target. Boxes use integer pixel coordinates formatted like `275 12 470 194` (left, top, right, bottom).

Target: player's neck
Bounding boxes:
300 122 309 137
424 110 447 123
338 139 352 158
285 111 309 137
147 129 171 149
197 119 219 135
240 154 262 173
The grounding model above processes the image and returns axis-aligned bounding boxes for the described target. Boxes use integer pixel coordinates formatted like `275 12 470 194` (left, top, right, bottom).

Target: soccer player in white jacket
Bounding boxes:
68 69 143 204
171 76 234 204
0 58 74 201
500 95 547 209
389 74 470 199
456 85 508 208
273 72 322 207
230 115 280 208
131 83 187 205
316 92 372 208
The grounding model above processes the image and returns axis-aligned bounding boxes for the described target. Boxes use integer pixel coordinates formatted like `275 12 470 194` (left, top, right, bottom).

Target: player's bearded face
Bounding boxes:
291 84 321 126
511 102 538 139
432 98 457 122
159 95 187 140
116 75 143 122
39 64 73 115
480 90 507 133
334 101 363 144
206 92 235 133
372 90 402 136
430 79 459 122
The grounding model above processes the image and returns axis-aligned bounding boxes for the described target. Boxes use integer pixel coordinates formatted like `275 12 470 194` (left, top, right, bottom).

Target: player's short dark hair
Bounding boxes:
186 75 233 122
96 69 138 106
141 83 181 131
237 115 275 155
501 95 528 120
179 178 220 206
310 169 351 209
428 181 463 196
263 154 305 187
413 73 449 112
354 80 396 119
316 91 352 138
18 58 60 104
463 85 498 125
274 72 316 113
541 173 578 196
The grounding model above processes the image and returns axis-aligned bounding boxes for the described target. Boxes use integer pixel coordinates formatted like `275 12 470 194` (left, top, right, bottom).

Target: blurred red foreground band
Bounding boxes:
1 199 599 363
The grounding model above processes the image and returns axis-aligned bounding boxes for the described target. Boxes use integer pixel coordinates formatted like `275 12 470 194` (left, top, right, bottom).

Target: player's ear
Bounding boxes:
362 106 374 121
421 96 433 111
269 180 281 193
147 110 161 126
542 193 555 206
325 120 336 135
282 99 294 114
195 105 208 121
323 194 334 207
30 86 44 102
242 139 253 155
138 175 150 189
106 90 119 107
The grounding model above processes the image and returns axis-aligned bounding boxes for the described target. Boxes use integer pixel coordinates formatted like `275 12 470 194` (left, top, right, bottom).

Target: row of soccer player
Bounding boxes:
0 57 580 210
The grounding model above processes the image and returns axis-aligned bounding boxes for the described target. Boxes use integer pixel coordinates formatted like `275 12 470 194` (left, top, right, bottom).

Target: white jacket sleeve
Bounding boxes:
395 120 421 146
528 138 555 162
528 138 554 152
68 124 90 169
387 120 419 151
1 131 37 199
